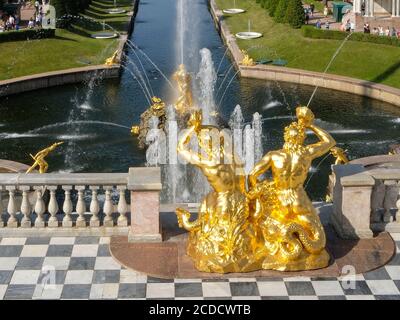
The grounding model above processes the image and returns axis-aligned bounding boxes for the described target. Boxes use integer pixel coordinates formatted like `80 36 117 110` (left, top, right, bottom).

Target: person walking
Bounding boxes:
310 3 315 17
391 27 396 37
305 12 310 25
323 5 329 18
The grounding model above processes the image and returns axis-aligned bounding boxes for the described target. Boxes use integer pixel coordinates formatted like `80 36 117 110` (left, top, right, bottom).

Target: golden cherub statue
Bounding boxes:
176 106 336 273
26 142 64 174
241 50 255 66
105 50 119 66
173 64 194 115
131 96 166 149
330 146 349 165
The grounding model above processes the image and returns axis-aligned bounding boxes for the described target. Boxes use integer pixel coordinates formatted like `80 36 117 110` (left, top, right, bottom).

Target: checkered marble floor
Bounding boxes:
0 235 399 300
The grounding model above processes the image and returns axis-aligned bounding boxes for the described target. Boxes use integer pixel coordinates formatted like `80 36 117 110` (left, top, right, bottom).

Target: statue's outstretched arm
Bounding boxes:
306 124 336 159
178 126 218 167
249 152 272 188
177 126 202 165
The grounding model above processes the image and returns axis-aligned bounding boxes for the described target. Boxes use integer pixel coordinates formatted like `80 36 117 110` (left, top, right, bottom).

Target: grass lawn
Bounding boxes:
0 0 132 81
216 0 400 89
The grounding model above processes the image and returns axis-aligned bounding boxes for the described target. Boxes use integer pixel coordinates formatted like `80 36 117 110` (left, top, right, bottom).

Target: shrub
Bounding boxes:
273 0 288 23
0 29 56 42
52 0 92 18
261 0 269 9
268 0 279 17
286 0 305 28
301 25 400 47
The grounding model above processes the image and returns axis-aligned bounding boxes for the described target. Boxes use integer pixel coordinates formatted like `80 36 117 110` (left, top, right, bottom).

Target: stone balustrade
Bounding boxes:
0 168 163 240
331 162 400 239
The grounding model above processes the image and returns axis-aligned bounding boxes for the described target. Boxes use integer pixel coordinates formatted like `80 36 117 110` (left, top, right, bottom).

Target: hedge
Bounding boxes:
0 29 56 42
52 0 92 18
302 25 400 47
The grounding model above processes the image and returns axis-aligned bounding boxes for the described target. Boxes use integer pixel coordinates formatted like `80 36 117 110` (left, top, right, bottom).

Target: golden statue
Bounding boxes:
131 96 166 149
248 106 335 271
173 64 194 115
176 106 336 273
26 142 64 174
241 50 255 67
176 110 264 273
330 146 349 165
104 50 119 66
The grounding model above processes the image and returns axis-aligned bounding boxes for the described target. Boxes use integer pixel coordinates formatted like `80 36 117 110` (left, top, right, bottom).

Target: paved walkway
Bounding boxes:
0 234 399 299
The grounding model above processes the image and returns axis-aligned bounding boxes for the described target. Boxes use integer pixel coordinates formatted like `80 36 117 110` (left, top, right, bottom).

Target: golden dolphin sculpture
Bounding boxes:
176 106 336 273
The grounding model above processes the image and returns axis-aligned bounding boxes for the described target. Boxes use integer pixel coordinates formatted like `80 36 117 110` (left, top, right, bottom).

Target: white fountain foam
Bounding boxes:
197 48 217 125
263 100 282 110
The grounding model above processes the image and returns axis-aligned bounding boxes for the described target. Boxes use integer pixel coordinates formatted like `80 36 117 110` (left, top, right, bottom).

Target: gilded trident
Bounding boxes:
26 142 64 174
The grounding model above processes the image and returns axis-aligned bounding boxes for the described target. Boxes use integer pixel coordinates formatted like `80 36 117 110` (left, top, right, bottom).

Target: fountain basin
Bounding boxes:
90 32 119 39
222 8 246 14
107 8 126 14
235 31 262 40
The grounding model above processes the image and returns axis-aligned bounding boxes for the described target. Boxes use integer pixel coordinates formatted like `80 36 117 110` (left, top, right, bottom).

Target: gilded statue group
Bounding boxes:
165 64 342 273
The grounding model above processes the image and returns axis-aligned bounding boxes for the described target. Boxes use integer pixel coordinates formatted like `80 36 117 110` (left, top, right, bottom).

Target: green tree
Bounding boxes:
0 0 4 11
268 0 279 16
260 0 267 8
286 0 305 28
52 0 67 18
274 0 288 23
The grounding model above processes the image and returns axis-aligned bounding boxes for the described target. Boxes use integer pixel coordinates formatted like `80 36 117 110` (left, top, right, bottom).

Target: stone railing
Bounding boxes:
368 169 400 232
331 161 400 239
0 167 162 240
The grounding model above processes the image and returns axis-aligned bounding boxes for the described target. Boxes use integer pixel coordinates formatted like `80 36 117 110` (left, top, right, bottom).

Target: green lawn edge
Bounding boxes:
216 0 400 89
0 0 133 81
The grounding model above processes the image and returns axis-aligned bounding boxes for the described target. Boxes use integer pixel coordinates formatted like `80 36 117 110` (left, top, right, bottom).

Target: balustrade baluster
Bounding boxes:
0 187 4 228
117 185 128 227
396 180 400 222
20 186 32 228
6 186 18 228
62 186 73 228
90 186 100 227
47 186 59 228
103 186 114 227
76 186 87 228
34 187 46 228
384 180 398 223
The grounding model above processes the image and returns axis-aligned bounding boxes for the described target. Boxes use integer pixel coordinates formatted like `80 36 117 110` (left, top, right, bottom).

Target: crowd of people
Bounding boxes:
363 23 400 38
0 0 46 32
0 13 20 31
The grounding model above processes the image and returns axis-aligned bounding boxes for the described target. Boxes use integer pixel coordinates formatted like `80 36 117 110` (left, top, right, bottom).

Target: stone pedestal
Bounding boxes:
331 165 374 239
127 167 162 242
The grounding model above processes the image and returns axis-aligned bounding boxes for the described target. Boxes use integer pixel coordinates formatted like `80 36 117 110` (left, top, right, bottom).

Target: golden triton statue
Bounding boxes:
104 50 120 66
330 146 349 165
176 110 264 273
249 106 335 271
241 50 256 67
131 96 166 149
176 106 336 273
173 64 194 116
26 142 64 174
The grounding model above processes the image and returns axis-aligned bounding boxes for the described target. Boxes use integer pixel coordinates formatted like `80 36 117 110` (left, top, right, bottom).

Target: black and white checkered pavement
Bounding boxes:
0 234 399 300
